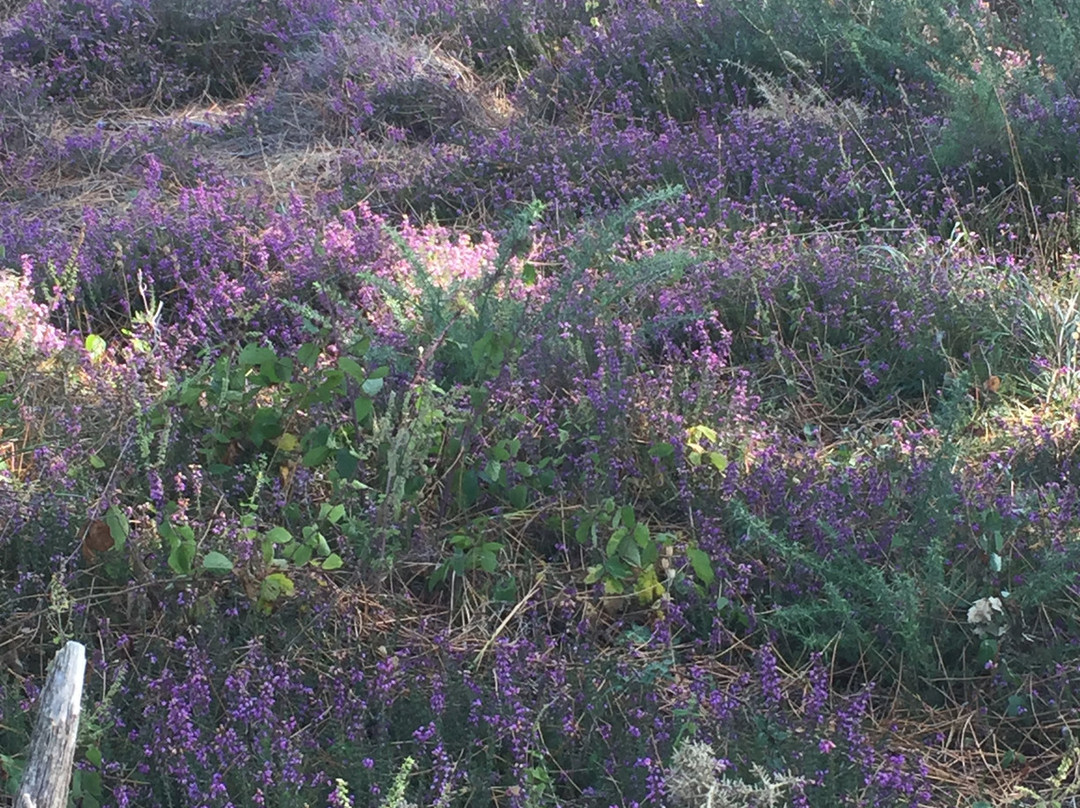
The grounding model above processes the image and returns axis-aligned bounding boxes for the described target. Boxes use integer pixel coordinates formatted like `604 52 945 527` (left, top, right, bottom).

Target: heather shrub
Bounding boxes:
523 0 975 124
0 0 336 110
347 0 595 83
249 25 501 147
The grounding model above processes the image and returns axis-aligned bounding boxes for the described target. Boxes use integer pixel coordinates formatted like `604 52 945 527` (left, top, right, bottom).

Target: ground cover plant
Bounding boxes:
4 0 1080 806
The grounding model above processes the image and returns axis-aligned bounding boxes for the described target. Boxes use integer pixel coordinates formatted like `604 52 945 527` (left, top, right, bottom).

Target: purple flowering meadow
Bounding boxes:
4 1 1080 806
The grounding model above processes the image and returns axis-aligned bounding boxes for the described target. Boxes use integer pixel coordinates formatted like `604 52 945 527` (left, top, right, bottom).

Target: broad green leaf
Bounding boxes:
84 333 106 361
707 451 729 472
361 377 384 396
508 484 528 510
321 553 343 570
89 454 106 469
260 572 295 602
619 539 642 567
335 448 360 479
302 445 332 467
337 356 366 383
632 522 650 548
325 503 346 524
265 526 292 544
168 541 196 575
201 551 234 571
354 397 373 423
492 575 517 602
606 526 627 557
428 563 449 590
292 544 313 566
458 469 479 508
104 506 129 552
687 547 715 586
239 344 277 368
273 432 300 452
606 557 632 579
296 342 320 368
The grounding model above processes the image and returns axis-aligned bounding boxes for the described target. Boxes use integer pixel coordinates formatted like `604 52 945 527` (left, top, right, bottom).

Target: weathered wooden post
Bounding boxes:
16 640 86 808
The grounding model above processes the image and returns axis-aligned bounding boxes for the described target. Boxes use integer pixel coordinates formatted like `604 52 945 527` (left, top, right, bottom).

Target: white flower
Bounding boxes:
967 597 1006 637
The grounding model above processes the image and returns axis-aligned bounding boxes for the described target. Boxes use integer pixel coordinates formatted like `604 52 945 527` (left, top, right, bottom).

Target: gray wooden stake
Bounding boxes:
16 641 86 808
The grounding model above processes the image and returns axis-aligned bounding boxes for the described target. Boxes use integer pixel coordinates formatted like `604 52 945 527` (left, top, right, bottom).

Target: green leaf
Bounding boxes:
89 454 106 469
168 541 196 575
249 408 284 447
321 553 343 570
350 336 372 357
104 506 129 552
265 526 292 544
458 469 479 509
201 551 234 572
493 575 517 602
429 563 449 590
337 356 366 383
292 544 313 567
239 344 277 367
632 522 650 548
977 638 998 667
640 540 659 566
619 505 636 531
302 445 332 467
483 458 502 484
296 342 320 368
687 547 715 586
707 451 729 472
508 484 528 510
85 745 102 769
651 442 675 458
354 397 374 423
606 526 627 557
605 557 632 580
584 565 605 584
325 503 346 524
260 572 295 602
479 550 498 573
84 333 107 361
574 520 590 545
619 540 642 567
335 448 359 479
361 377 384 396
